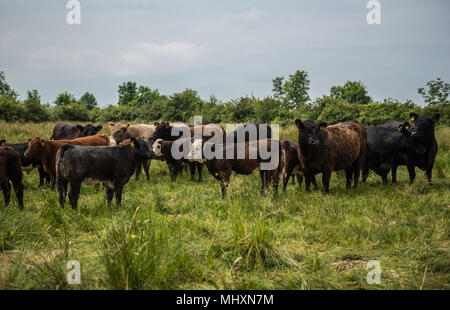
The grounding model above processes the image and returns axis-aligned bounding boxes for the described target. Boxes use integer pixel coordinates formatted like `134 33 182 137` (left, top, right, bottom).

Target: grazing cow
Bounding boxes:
24 135 110 188
109 122 156 181
295 119 367 193
280 139 311 191
188 139 282 198
0 140 50 187
0 146 24 209
56 138 153 209
152 138 203 182
362 123 427 184
382 113 440 184
51 122 102 140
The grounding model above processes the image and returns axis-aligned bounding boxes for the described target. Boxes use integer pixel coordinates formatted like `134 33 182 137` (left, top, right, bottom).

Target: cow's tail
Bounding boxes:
56 144 71 182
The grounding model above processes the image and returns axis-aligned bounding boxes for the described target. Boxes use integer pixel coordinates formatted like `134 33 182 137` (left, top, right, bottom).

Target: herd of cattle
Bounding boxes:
0 112 441 210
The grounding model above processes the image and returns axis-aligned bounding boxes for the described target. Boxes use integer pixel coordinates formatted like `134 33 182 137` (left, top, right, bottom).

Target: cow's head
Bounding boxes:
76 124 102 137
188 139 205 162
398 122 427 161
150 122 172 143
295 119 327 147
130 137 153 160
152 139 164 157
109 122 131 143
24 137 45 159
408 112 440 139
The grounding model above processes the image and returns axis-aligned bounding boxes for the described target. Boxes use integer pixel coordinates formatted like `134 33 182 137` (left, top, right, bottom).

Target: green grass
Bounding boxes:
0 121 449 290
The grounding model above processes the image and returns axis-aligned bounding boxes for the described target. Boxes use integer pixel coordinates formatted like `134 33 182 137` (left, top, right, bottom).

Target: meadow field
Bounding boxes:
0 121 449 290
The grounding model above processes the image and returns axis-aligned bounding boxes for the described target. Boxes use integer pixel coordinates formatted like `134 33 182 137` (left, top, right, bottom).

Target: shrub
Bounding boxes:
0 96 26 121
51 103 89 121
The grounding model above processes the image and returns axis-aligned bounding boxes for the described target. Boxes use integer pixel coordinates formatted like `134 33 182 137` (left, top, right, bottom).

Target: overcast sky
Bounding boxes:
1 0 449 107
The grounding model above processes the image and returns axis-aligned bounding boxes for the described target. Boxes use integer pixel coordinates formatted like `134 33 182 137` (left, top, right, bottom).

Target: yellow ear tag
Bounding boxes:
398 127 403 132
405 126 410 130
410 117 415 121
131 141 135 147
320 126 324 130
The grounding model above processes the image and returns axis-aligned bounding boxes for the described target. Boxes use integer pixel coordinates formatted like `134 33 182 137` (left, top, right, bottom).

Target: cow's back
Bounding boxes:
128 125 156 139
325 121 366 170
52 122 79 140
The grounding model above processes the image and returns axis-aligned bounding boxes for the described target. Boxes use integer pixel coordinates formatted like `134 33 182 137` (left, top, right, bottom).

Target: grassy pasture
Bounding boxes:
0 121 449 290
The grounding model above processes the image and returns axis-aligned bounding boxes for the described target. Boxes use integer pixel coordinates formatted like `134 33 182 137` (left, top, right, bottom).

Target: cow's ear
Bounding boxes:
410 112 419 122
126 123 131 128
165 122 170 129
154 122 160 127
295 119 303 129
318 122 328 130
76 125 84 131
433 113 441 124
109 122 115 127
404 122 410 130
96 125 103 132
398 124 407 134
0 139 5 145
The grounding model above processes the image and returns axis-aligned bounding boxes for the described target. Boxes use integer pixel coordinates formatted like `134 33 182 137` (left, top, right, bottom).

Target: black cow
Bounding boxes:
0 140 50 187
362 123 426 184
0 145 24 209
51 122 102 140
56 138 153 209
382 113 440 184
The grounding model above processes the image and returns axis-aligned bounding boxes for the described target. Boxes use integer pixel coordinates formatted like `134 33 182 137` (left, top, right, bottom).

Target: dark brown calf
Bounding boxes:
0 146 24 209
24 135 110 188
295 119 367 193
189 139 282 198
281 139 305 191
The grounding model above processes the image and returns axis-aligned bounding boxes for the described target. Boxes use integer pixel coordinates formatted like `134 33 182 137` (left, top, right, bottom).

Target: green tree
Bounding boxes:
254 97 280 123
54 92 77 106
418 78 449 107
330 81 372 105
272 77 284 99
0 71 18 100
164 89 203 121
282 70 310 110
118 82 137 106
130 86 163 107
23 89 50 122
227 97 255 123
79 92 98 110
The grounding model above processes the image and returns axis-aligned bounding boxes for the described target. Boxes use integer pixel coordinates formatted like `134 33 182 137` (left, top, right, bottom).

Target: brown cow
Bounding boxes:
109 122 156 181
281 139 304 191
0 146 24 209
294 119 367 193
188 138 282 198
24 135 110 188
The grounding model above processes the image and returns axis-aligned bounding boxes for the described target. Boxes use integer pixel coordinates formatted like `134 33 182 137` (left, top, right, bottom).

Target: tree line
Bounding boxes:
0 70 448 126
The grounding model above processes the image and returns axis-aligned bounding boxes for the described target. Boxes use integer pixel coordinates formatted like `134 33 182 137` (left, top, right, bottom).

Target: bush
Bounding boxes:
0 96 26 121
52 103 89 121
317 98 360 124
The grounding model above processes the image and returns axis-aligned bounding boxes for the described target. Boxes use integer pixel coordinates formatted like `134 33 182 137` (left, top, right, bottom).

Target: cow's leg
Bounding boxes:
143 160 151 181
260 170 266 193
391 165 398 184
38 166 46 187
362 163 369 183
50 174 56 191
283 169 291 192
219 170 231 199
426 160 435 185
271 170 280 197
167 161 177 182
1 182 11 207
381 174 388 185
11 177 24 209
189 162 196 181
57 177 68 208
322 170 332 193
296 174 302 187
304 173 312 192
311 175 318 190
291 175 296 185
135 161 142 181
345 167 353 189
104 183 114 206
407 164 416 185
68 181 81 210
197 162 203 182
114 182 124 207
